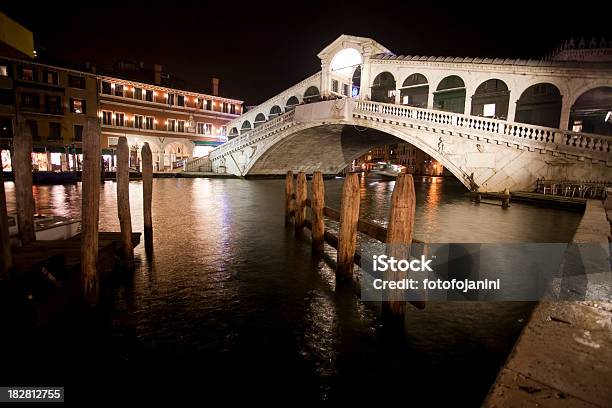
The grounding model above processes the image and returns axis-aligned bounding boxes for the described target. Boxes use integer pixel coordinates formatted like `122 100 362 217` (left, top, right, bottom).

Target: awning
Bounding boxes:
101 148 115 154
194 140 224 147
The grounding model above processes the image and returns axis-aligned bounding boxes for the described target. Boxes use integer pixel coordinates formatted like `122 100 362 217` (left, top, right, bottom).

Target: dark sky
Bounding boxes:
3 1 610 105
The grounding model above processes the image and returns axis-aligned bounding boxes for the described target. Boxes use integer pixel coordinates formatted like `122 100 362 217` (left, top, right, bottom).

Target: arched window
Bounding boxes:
400 73 428 108
569 87 612 135
229 127 238 139
269 105 282 118
254 113 266 127
434 75 466 114
241 120 252 132
471 79 510 120
515 83 562 128
303 86 321 103
371 72 396 103
285 96 300 112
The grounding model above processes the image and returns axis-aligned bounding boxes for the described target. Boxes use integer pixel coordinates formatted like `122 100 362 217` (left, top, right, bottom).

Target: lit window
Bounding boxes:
114 84 124 97
177 95 185 107
178 120 185 132
44 70 58 85
145 89 153 102
145 116 154 130
115 113 125 127
167 93 175 105
572 120 583 133
483 103 496 117
134 115 144 129
70 98 86 114
197 122 205 134
0 66 8 76
20 68 35 81
205 123 212 135
134 87 143 100
102 111 112 125
167 119 176 131
332 80 339 93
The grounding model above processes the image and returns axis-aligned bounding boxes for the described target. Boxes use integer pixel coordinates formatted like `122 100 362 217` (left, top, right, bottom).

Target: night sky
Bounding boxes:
3 1 611 105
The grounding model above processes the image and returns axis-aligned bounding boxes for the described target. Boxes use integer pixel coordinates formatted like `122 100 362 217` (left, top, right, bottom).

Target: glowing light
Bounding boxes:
330 48 362 79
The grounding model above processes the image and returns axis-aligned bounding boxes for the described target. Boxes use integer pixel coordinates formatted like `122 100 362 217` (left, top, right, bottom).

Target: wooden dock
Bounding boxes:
470 191 587 210
1 232 141 327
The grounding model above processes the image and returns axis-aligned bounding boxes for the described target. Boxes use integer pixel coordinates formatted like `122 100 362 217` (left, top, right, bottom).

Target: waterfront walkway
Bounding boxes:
485 200 612 407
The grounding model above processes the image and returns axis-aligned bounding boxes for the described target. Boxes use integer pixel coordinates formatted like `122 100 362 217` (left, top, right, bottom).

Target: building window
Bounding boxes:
167 93 175 105
102 111 113 125
70 98 86 114
197 122 205 134
167 119 176 131
74 125 83 141
102 81 112 94
342 83 349 96
44 70 59 85
49 122 61 140
205 100 212 110
198 98 204 109
114 84 124 97
115 112 125 127
332 79 339 93
177 95 185 107
26 120 38 140
134 87 143 100
20 67 35 81
21 92 40 109
69 75 86 89
178 120 185 133
0 65 7 76
145 89 153 102
205 123 212 135
145 116 154 130
134 115 144 129
45 95 62 115
230 104 236 114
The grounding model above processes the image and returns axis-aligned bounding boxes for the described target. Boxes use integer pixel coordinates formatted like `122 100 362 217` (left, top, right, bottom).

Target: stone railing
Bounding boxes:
183 155 212 172
210 109 296 160
354 100 612 160
224 72 322 131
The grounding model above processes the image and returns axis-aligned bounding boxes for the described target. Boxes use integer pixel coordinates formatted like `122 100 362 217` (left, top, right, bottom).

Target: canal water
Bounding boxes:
3 177 581 404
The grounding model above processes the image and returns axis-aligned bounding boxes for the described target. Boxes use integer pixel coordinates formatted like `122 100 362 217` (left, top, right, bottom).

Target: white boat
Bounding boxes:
8 214 81 244
369 162 403 179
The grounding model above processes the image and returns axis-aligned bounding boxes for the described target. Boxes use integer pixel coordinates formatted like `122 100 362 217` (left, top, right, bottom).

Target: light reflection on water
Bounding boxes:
3 177 581 404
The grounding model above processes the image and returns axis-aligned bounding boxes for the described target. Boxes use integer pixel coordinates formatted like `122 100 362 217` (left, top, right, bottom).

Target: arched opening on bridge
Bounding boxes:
515 83 562 128
471 79 510 120
351 66 361 98
434 75 466 114
285 96 300 112
241 120 252 133
400 73 428 108
569 87 612 135
371 72 396 104
269 105 282 118
254 113 266 127
303 86 321 104
229 127 238 139
330 48 362 98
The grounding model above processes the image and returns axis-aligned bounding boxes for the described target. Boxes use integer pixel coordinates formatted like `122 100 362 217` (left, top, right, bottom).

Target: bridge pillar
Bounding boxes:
559 97 572 131
426 91 434 109
507 98 517 122
360 50 372 100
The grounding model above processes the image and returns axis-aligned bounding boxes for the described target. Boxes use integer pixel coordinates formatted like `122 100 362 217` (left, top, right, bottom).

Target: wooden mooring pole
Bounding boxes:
13 119 35 245
336 172 360 281
81 118 100 304
116 136 134 264
0 170 12 277
295 172 307 235
141 142 153 251
311 171 325 253
383 173 416 317
284 171 293 224
502 188 511 208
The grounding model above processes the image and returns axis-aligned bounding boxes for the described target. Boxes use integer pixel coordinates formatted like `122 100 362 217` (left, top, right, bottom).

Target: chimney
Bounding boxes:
211 77 219 96
154 64 162 85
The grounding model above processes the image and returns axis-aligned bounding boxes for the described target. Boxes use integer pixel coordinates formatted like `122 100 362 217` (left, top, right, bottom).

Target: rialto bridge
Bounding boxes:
188 35 612 192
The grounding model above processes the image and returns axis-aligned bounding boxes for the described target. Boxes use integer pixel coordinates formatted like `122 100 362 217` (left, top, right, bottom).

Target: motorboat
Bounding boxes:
369 162 403 179
8 213 80 245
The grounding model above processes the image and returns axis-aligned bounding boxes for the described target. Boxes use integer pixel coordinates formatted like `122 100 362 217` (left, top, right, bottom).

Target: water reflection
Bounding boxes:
2 177 582 404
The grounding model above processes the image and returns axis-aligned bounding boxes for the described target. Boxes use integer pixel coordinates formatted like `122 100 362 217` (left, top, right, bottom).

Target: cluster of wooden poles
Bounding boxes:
0 117 154 305
285 170 421 317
